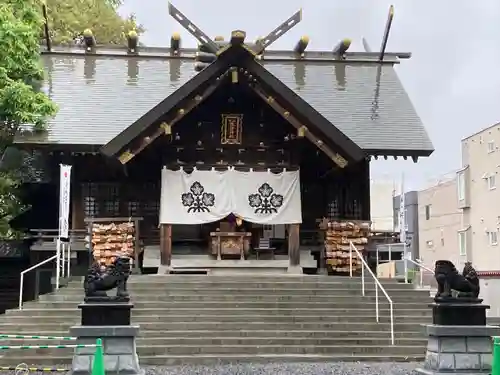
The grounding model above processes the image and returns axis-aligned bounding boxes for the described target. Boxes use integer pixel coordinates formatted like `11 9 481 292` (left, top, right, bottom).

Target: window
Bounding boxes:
425 205 431 220
458 231 467 256
457 172 465 200
488 174 496 190
488 141 495 153
489 231 498 246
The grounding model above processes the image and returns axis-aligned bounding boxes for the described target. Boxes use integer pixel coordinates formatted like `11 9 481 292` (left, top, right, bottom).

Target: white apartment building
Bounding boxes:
417 175 463 268
418 121 500 315
370 179 396 232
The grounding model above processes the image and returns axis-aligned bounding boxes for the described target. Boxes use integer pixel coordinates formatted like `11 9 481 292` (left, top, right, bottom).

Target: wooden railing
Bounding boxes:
29 229 87 251
28 228 324 251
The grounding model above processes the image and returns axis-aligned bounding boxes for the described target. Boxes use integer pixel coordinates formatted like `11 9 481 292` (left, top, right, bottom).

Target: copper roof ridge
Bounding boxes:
40 44 410 63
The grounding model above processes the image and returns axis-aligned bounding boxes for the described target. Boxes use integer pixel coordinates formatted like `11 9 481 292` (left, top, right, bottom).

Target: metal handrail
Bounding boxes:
406 258 434 289
349 242 394 345
19 255 57 310
407 258 433 273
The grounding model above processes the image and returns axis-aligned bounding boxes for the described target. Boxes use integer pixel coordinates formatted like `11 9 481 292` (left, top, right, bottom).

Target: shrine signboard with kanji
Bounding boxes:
220 114 243 145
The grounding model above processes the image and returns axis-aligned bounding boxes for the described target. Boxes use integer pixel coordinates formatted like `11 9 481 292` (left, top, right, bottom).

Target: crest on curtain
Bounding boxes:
181 181 216 213
248 183 284 214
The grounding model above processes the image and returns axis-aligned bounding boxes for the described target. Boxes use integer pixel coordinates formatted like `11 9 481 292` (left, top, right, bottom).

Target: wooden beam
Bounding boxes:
288 223 300 268
379 5 395 62
160 224 172 267
254 9 302 54
118 76 226 164
168 2 219 54
251 85 348 168
71 182 85 230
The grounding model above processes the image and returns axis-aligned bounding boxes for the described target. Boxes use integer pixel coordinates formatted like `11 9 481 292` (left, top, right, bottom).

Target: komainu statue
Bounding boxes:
434 260 480 301
84 256 131 301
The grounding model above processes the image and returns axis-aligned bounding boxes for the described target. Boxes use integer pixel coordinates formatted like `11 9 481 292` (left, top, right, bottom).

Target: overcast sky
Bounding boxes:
119 0 500 190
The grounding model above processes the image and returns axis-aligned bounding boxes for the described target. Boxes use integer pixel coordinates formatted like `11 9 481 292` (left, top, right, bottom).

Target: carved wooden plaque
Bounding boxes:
221 114 243 145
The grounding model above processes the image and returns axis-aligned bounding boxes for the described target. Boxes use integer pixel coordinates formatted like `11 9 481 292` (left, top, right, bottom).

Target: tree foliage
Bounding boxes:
0 0 58 237
46 0 144 45
0 0 141 238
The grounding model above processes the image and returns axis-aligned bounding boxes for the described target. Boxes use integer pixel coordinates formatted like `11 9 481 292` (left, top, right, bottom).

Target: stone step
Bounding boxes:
0 321 427 332
39 292 432 306
20 300 432 310
0 314 432 324
64 281 416 290
47 288 431 297
0 329 425 339
1 344 425 357
0 353 426 366
74 275 406 282
0 337 427 347
5 308 432 317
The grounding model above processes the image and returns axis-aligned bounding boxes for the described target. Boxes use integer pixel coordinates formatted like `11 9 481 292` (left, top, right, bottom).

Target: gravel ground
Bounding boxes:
0 362 423 375
144 362 422 375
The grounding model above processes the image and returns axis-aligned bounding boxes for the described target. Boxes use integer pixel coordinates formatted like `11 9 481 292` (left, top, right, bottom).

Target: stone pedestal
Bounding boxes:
79 302 133 326
417 325 500 375
431 301 487 326
287 265 303 274
70 325 143 375
417 300 500 375
70 302 143 375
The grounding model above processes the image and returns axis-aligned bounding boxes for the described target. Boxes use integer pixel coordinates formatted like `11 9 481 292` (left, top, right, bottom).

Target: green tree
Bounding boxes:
0 0 58 237
46 0 144 45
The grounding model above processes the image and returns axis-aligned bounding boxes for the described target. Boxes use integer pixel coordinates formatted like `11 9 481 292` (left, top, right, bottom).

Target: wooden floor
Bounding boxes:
143 245 317 274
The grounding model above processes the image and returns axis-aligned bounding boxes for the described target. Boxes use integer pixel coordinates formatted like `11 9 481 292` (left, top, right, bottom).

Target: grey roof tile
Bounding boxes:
17 52 433 154
17 55 197 145
263 61 433 152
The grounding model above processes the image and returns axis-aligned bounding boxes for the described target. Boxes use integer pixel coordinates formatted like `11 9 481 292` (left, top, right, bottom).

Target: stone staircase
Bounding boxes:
0 275 433 366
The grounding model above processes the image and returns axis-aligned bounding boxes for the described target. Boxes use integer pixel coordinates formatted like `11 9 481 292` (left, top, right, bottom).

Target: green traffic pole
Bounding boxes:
492 336 500 375
91 338 105 375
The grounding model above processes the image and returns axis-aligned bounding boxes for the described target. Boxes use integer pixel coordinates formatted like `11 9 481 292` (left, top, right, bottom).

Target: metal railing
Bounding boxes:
349 242 395 345
19 255 56 310
407 258 435 291
18 240 71 310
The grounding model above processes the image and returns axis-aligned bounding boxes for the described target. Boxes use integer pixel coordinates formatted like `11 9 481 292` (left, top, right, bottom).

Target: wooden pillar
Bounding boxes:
71 183 85 229
160 224 172 267
362 158 371 221
288 223 300 269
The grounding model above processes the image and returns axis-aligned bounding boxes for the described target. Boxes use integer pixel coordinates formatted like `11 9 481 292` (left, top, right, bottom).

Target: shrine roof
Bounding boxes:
15 45 433 158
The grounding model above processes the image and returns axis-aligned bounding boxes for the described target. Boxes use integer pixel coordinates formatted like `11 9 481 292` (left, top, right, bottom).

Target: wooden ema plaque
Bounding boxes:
91 222 135 267
85 217 143 272
320 219 371 275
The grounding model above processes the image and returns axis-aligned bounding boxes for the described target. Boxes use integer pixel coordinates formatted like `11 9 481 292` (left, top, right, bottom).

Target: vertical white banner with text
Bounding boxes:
59 164 72 239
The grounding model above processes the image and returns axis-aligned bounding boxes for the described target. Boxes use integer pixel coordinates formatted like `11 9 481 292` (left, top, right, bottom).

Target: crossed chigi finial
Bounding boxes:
167 2 302 56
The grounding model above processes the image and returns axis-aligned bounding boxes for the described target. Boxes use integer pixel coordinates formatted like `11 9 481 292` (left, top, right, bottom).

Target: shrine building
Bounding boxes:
15 6 433 275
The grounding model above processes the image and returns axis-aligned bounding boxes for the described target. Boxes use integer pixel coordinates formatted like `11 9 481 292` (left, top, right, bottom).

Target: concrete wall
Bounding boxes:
417 177 464 268
370 179 395 232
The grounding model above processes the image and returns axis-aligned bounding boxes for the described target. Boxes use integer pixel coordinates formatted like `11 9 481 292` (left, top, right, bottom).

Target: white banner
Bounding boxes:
231 169 302 224
160 168 302 225
160 168 232 225
59 164 72 239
